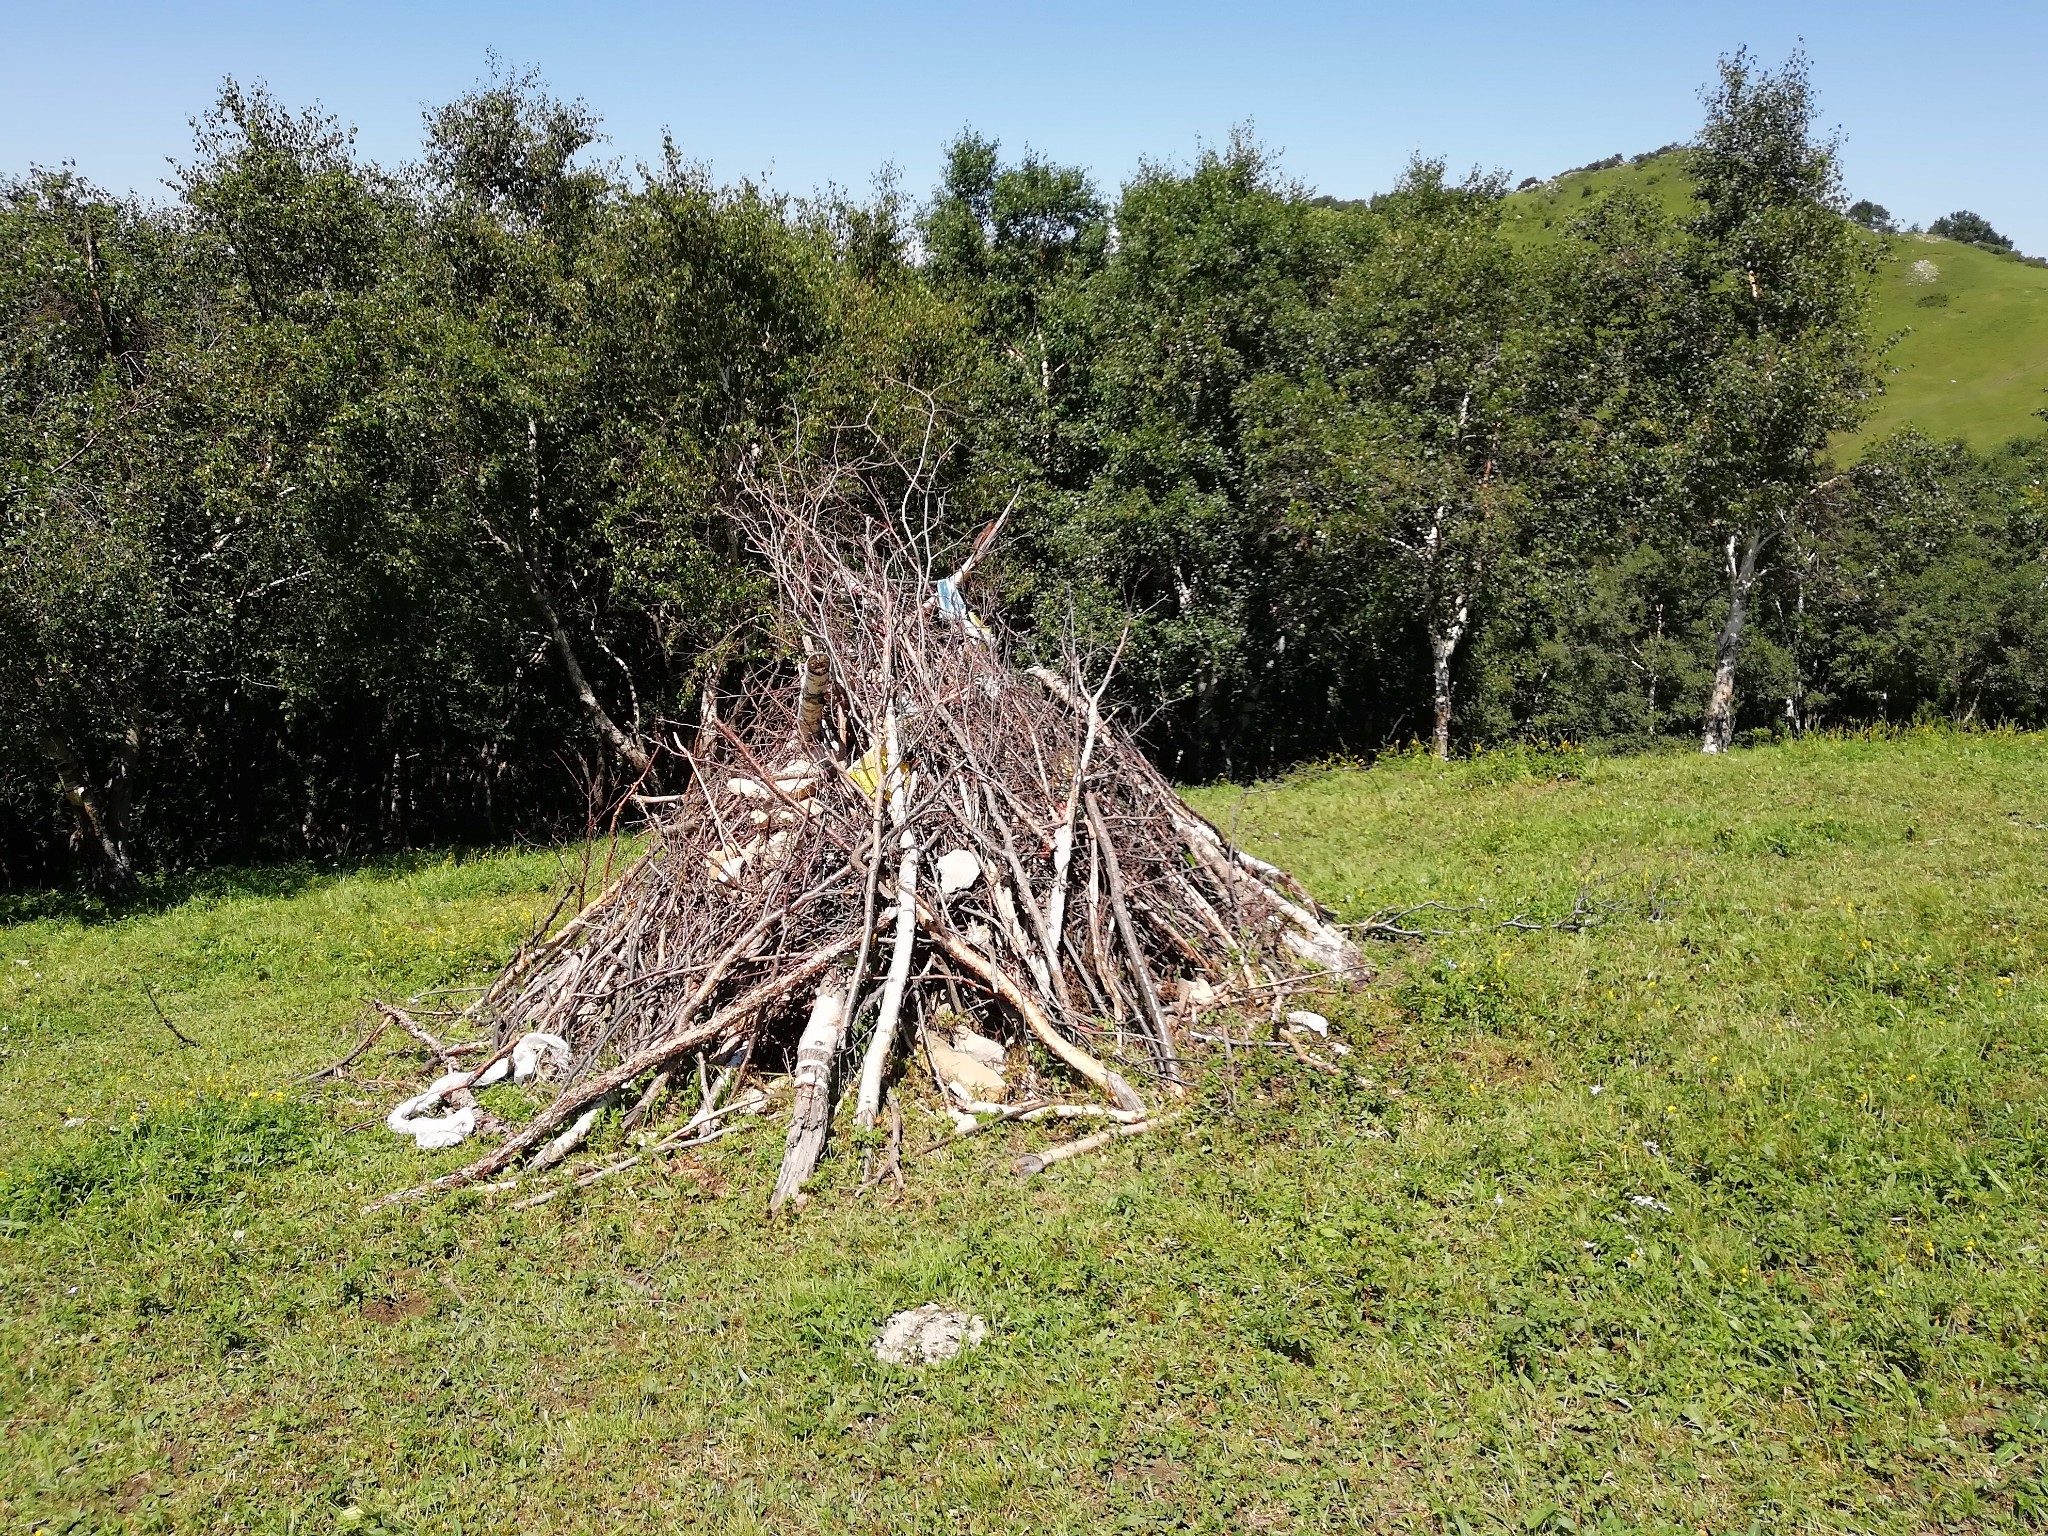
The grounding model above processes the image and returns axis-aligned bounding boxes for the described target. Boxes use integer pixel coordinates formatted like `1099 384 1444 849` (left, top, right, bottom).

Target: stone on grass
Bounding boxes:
874 1303 989 1365
948 1028 1006 1070
924 1035 1007 1102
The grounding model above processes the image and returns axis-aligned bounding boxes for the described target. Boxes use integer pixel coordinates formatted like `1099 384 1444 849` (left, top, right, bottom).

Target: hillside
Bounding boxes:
4 732 2046 1530
1505 152 2048 453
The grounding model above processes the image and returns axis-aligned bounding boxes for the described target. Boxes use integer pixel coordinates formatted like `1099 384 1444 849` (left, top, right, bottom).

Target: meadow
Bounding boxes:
1505 152 2048 453
2 731 2045 1533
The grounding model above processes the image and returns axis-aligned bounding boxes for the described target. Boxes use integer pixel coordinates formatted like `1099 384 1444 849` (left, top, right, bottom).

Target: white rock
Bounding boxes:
935 848 983 894
873 1304 989 1365
926 1035 1007 1102
1285 1010 1330 1036
949 1028 1006 1069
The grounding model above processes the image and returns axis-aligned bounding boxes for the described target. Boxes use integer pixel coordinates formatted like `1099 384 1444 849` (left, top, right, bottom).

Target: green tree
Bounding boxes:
1928 210 2014 253
923 131 1106 479
1677 49 1877 752
402 66 827 786
1035 133 1364 774
1246 160 1543 758
0 172 203 891
1805 431 2048 725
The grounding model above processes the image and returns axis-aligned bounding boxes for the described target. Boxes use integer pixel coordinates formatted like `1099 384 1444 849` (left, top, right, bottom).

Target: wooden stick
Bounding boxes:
1085 792 1184 1088
461 852 654 1026
1034 643 1122 971
982 783 1072 1010
363 938 856 1210
529 1100 607 1172
773 979 849 1211
916 902 1145 1114
144 986 201 1049
377 1003 455 1066
886 1090 905 1190
680 1039 750 1135
1177 817 1360 973
1013 1116 1165 1177
1058 930 1116 1023
859 1088 909 1192
798 651 832 742
622 1069 672 1132
855 707 919 1130
302 1012 390 1081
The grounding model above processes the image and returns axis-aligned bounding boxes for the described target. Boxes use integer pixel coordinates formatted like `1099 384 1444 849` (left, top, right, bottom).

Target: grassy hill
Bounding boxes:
1504 153 2048 454
5 731 2047 1530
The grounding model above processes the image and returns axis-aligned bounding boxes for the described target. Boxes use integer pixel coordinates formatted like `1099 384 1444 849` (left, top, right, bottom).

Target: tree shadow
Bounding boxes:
0 846 510 928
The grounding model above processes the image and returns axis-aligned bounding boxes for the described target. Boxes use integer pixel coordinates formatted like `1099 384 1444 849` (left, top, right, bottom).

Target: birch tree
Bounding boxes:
1248 160 1538 758
1677 50 1875 752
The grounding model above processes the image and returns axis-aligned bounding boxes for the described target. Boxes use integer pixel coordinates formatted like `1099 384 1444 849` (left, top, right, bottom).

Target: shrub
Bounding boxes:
1930 210 2015 253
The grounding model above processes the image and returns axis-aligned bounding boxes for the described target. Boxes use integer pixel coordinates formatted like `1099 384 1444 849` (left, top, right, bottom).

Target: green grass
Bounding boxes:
1860 235 2048 451
1504 152 2048 454
5 732 2048 1532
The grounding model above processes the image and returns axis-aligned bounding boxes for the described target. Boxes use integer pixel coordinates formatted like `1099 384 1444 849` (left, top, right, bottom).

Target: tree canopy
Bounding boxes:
3 54 2044 892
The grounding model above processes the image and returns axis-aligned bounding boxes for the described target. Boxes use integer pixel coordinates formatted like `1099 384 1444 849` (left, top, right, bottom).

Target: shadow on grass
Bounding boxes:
0 845 513 929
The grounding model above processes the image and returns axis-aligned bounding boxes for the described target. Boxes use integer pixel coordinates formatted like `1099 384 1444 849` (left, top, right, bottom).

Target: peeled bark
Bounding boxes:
1700 534 1765 755
772 981 849 1211
797 653 832 743
854 710 918 1130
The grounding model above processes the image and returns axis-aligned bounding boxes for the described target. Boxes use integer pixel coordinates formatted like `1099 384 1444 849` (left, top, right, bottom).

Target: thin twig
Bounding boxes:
144 987 200 1049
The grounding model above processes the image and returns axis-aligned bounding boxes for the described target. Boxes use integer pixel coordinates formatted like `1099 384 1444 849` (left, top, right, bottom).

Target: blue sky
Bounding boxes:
1 1 2041 253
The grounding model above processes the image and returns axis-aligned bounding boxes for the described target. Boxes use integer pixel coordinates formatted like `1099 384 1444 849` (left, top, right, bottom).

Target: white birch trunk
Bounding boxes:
855 710 918 1130
1701 533 1764 754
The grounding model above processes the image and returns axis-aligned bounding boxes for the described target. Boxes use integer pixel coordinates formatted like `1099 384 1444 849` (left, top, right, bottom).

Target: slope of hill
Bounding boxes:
1863 233 2048 449
1504 152 2048 453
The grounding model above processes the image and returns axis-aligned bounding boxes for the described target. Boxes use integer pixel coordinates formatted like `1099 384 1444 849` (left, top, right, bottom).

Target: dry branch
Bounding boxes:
368 409 1358 1211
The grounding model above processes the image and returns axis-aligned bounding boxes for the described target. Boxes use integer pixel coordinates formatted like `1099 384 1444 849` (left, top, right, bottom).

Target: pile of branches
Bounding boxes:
370 430 1364 1210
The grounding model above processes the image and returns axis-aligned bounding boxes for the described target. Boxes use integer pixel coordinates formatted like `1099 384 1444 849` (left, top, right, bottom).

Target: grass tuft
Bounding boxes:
0 1093 330 1226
